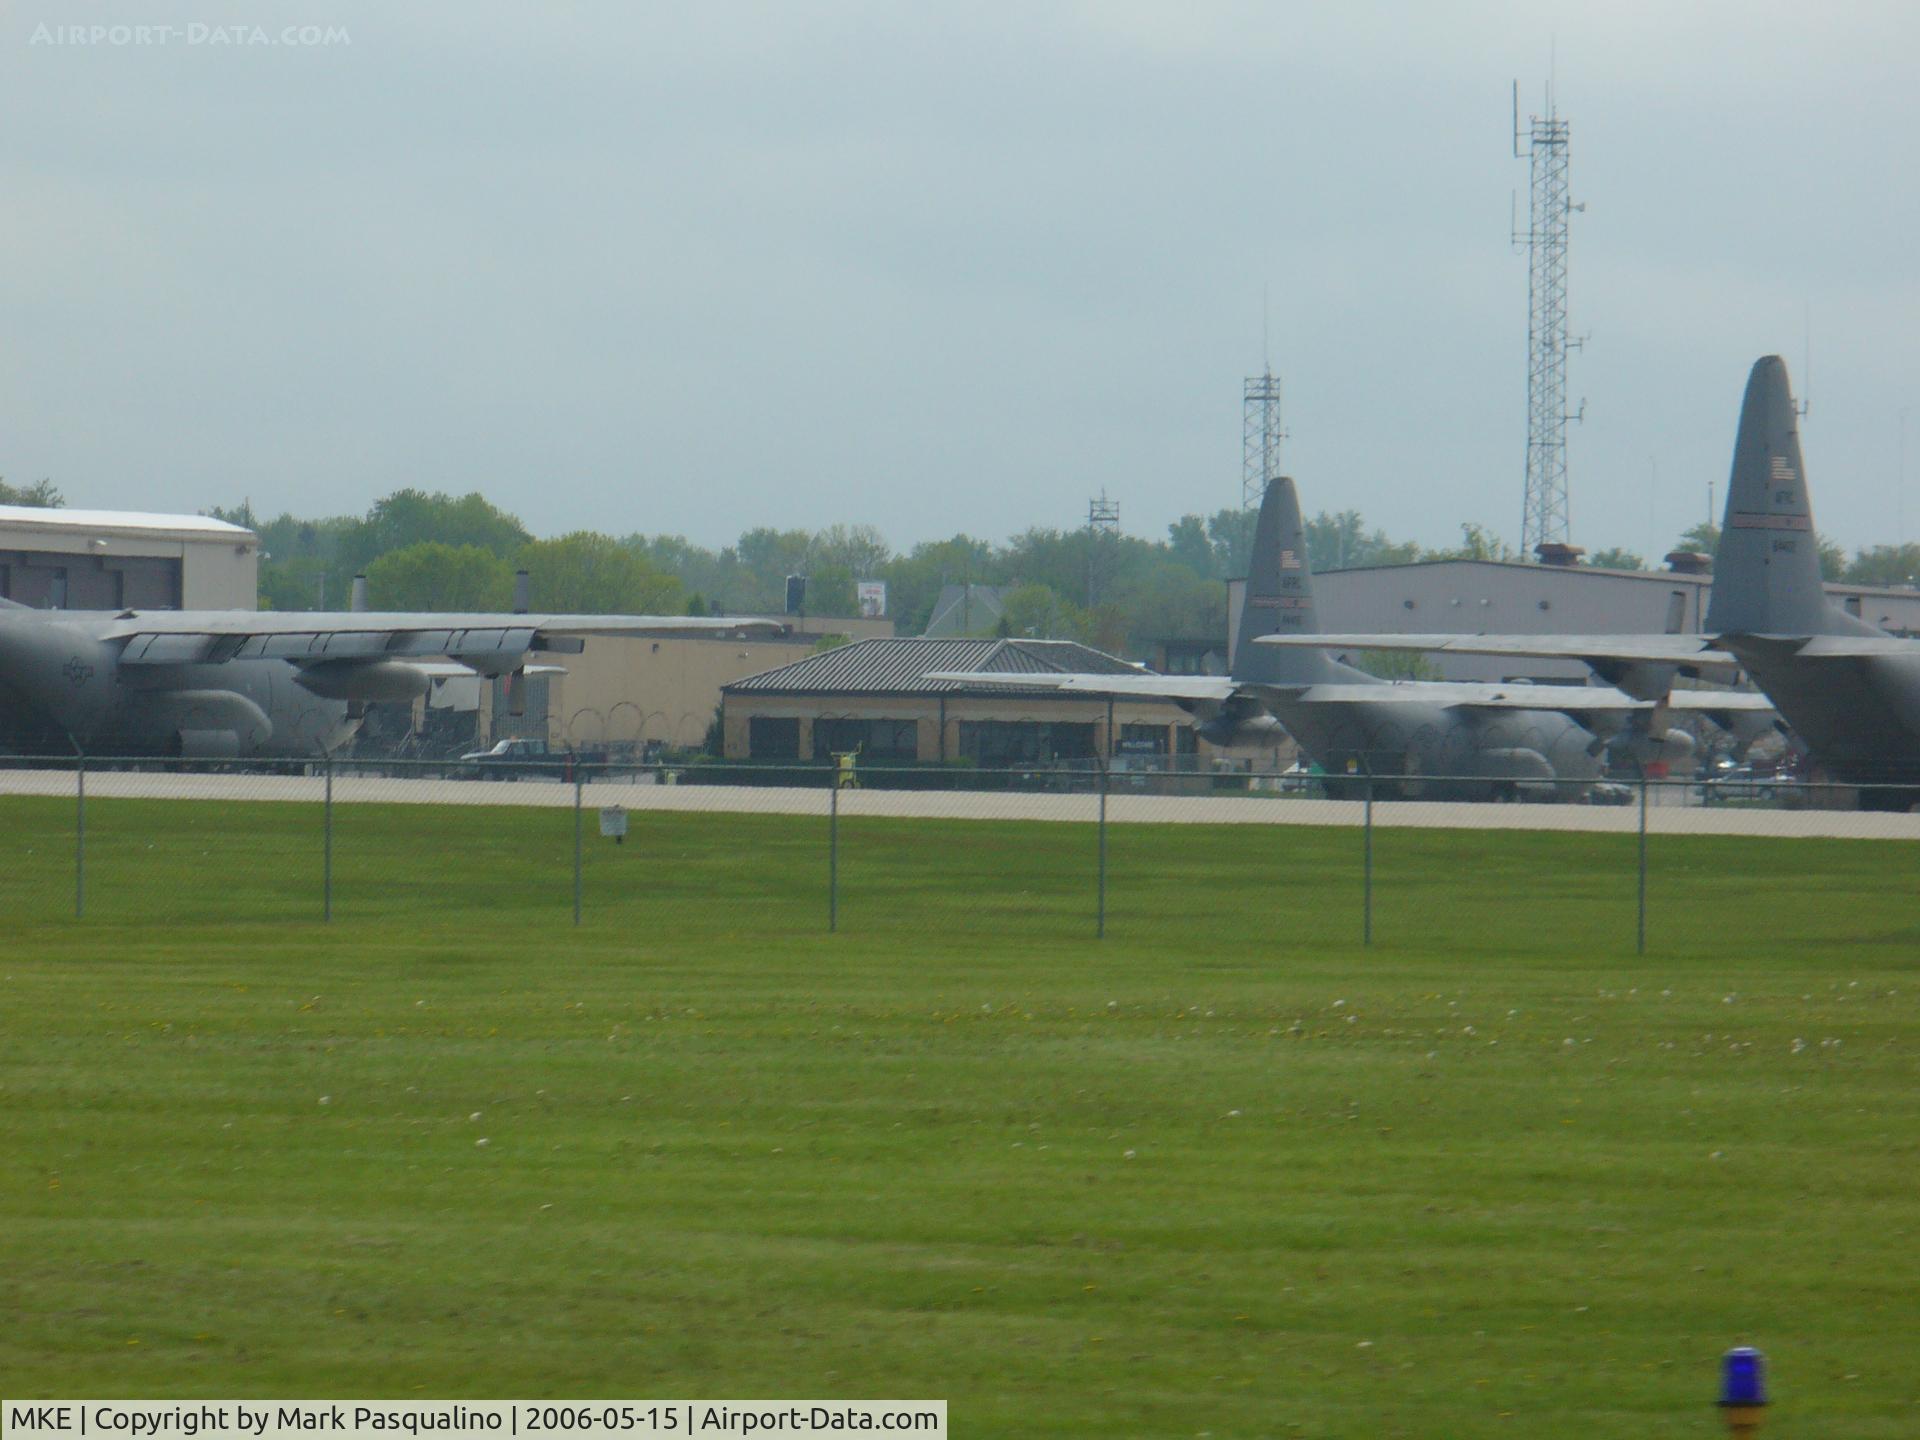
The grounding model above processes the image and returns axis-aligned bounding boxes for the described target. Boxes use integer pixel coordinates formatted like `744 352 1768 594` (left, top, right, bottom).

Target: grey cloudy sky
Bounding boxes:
4 1 1917 562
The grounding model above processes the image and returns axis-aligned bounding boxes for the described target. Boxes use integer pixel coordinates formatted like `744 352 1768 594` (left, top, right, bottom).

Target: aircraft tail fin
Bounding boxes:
1231 476 1360 686
1705 356 1864 637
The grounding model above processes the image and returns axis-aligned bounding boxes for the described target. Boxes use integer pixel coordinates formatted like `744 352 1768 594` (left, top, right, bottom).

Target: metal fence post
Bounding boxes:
1362 776 1374 948
323 757 334 923
828 780 839 934
573 767 584 926
74 755 85 920
1097 765 1108 940
1636 772 1649 955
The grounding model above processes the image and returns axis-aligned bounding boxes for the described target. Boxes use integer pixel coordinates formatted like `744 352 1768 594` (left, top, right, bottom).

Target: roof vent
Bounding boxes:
1664 550 1712 575
1534 542 1586 568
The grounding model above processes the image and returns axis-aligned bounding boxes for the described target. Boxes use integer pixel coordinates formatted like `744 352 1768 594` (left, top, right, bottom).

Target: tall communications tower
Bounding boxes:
1087 492 1120 609
1243 370 1286 510
1513 81 1583 557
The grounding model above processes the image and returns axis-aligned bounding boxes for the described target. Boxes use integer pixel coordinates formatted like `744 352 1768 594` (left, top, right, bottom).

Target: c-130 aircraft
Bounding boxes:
1265 356 1917 803
933 473 1768 798
0 595 777 758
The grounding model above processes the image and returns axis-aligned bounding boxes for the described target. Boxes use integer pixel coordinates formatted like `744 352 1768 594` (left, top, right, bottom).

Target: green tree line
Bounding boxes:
171 487 1920 652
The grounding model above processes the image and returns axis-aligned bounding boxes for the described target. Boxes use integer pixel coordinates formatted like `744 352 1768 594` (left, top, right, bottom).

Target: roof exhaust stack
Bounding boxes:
513 570 530 614
350 574 368 612
1534 542 1586 568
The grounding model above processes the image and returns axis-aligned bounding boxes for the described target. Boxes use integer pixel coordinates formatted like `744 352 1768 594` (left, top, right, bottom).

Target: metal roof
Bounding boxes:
0 505 256 541
1318 554 1920 602
724 637 1142 696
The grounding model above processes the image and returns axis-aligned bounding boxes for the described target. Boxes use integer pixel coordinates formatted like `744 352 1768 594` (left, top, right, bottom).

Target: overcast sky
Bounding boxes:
4 1 1917 562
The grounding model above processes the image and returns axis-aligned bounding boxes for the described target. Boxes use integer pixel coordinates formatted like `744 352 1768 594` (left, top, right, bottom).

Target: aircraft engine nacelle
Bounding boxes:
1608 724 1696 769
1469 746 1557 782
1590 659 1682 702
174 728 243 759
1718 711 1784 757
293 659 434 703
1194 697 1285 749
143 689 274 752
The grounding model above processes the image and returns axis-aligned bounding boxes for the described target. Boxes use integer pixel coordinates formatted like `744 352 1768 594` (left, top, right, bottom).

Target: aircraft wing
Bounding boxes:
101 609 781 673
1257 631 1741 682
1258 681 1662 711
412 660 567 679
923 670 1240 702
1261 680 1773 722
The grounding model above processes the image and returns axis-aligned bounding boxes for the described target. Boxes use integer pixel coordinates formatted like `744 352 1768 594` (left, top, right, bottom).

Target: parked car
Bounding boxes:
457 737 605 780
1699 762 1794 804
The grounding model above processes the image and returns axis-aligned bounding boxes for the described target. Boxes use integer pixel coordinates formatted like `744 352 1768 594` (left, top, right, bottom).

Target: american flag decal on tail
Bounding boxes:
1770 455 1798 483
1279 549 1301 570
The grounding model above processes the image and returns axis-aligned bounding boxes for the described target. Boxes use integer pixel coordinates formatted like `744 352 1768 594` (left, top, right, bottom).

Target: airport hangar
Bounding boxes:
0 503 259 610
719 636 1231 768
1231 548 1920 682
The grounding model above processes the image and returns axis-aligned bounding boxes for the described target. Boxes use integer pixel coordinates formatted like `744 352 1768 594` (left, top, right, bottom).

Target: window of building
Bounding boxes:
2 551 181 609
812 718 917 761
749 716 801 759
958 720 1097 766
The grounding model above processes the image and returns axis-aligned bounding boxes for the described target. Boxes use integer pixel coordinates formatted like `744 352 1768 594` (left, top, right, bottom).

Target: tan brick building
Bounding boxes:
721 637 1206 767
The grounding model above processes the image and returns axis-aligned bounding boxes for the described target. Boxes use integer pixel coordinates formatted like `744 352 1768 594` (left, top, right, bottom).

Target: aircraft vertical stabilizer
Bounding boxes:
1231 477 1364 687
1705 356 1867 638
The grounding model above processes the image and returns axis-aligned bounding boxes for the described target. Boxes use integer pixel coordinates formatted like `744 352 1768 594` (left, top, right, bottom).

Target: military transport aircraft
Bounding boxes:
1266 357 1915 799
0 599 777 757
932 473 1768 798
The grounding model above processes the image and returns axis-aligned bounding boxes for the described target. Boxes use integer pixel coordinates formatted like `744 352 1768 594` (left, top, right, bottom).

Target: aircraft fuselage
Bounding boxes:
0 609 356 757
1728 640 1920 787
1272 693 1606 799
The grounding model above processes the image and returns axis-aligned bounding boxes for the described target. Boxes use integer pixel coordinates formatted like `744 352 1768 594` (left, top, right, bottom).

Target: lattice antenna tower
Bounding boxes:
1087 491 1121 609
1242 370 1287 510
1512 78 1586 557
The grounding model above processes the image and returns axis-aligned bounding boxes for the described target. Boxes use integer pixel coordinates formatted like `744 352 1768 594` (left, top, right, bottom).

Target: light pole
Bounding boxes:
1900 405 1912 551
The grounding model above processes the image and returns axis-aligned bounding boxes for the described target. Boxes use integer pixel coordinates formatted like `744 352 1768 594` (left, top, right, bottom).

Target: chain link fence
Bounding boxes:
4 757 1918 950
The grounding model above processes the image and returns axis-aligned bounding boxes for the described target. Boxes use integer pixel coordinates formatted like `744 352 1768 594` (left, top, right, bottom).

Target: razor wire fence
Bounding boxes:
2 756 1919 955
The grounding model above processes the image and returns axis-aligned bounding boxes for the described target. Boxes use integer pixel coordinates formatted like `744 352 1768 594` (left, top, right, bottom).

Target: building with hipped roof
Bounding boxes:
721 636 1223 767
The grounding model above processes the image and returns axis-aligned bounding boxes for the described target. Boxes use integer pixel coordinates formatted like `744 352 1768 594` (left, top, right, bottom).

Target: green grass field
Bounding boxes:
3 794 1917 1436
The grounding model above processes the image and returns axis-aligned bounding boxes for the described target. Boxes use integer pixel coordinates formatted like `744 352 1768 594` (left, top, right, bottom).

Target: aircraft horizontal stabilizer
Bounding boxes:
1763 635 1920 659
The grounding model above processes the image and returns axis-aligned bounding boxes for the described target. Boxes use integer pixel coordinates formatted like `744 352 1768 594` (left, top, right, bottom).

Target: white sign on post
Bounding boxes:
598 806 628 842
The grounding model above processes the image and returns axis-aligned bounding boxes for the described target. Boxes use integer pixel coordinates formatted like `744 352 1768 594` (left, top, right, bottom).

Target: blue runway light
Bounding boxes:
1719 1346 1768 1407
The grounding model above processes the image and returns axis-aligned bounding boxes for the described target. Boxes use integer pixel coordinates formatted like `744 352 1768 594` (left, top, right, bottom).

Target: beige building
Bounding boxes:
722 637 1210 767
499 631 822 751
400 606 895 755
0 504 259 610
464 617 896 753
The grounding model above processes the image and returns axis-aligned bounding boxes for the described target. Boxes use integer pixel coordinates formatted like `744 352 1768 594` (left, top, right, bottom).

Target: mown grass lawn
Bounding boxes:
2 795 1916 1436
